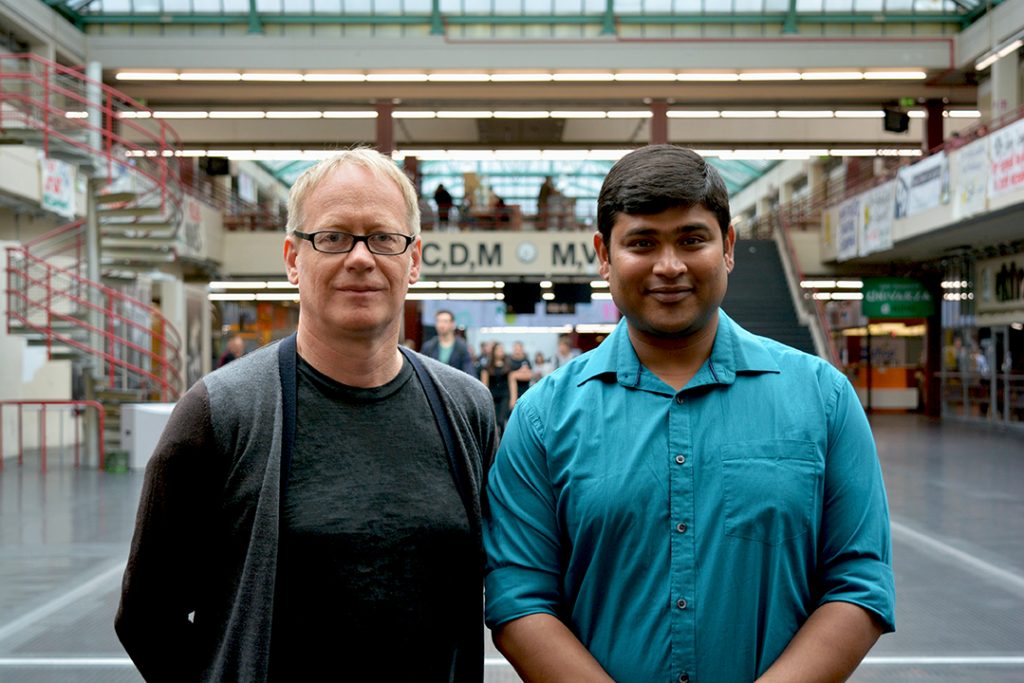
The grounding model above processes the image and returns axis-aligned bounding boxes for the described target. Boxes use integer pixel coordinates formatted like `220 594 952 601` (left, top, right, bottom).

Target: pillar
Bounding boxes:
86 61 103 158
376 101 395 156
924 99 944 153
649 99 668 145
990 50 1020 121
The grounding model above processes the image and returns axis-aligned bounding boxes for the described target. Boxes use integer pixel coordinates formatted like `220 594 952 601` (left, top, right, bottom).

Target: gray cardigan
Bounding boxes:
116 334 496 682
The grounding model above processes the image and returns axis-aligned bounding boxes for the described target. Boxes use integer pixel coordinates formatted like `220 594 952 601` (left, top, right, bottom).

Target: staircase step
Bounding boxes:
102 227 176 240
102 237 176 250
94 191 138 205
98 206 163 218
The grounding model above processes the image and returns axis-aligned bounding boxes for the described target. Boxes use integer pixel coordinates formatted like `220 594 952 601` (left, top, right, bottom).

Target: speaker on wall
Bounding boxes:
503 282 542 315
882 108 909 133
552 282 592 304
201 156 231 176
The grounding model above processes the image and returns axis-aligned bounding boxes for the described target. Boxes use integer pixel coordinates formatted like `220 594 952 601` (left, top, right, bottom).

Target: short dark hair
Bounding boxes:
597 145 731 249
435 309 455 321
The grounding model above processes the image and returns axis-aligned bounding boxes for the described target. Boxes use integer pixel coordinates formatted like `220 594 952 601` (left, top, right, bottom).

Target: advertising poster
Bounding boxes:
859 180 895 257
41 156 76 218
976 253 1024 314
988 117 1024 196
953 137 989 219
836 196 860 262
894 151 949 218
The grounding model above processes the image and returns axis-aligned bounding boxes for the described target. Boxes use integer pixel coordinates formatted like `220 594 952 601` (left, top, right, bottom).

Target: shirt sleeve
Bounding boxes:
483 398 564 628
817 373 896 632
115 382 222 681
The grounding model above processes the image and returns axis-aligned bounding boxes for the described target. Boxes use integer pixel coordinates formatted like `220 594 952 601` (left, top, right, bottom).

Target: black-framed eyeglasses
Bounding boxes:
293 230 416 255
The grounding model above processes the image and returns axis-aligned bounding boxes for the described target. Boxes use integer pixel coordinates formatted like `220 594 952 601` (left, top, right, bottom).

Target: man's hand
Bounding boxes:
493 613 615 683
755 602 883 683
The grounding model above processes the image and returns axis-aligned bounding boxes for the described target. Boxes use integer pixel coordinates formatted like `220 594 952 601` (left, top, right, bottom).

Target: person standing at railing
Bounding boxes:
216 334 245 367
484 145 894 683
116 148 496 683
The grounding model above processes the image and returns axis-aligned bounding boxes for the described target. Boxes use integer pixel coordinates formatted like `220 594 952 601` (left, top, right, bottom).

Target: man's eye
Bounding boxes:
321 232 344 243
370 233 397 244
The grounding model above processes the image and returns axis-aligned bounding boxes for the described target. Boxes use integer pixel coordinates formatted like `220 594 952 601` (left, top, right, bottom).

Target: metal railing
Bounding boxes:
0 400 106 473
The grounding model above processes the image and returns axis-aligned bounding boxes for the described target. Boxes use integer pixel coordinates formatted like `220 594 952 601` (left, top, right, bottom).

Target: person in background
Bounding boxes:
484 144 894 683
434 183 454 229
536 175 556 229
480 341 513 432
476 340 494 380
551 333 577 370
117 148 496 683
530 351 551 386
217 334 245 368
507 341 533 408
420 309 476 376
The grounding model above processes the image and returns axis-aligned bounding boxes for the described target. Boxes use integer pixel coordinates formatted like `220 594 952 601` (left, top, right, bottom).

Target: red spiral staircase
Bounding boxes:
1 53 188 460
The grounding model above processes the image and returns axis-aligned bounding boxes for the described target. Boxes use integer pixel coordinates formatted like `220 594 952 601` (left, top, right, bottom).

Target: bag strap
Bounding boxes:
400 346 476 532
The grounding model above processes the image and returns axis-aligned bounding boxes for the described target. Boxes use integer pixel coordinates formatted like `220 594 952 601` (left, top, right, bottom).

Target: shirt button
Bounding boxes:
675 395 685 404
677 598 687 609
675 454 686 465
678 674 690 683
676 522 688 533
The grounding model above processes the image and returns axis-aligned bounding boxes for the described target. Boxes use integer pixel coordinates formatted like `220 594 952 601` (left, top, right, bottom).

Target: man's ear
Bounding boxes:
723 223 736 274
594 231 611 281
284 234 300 284
408 235 422 285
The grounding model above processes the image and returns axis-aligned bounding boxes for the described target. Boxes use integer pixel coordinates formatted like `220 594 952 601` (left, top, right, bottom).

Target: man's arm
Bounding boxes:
494 614 614 683
755 602 883 683
115 384 219 682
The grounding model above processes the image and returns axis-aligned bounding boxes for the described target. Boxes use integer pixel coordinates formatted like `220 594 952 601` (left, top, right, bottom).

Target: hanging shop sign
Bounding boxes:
41 156 76 218
894 151 949 218
859 180 895 257
836 196 860 262
976 253 1024 314
988 117 1024 197
953 137 989 219
419 232 602 277
862 277 934 318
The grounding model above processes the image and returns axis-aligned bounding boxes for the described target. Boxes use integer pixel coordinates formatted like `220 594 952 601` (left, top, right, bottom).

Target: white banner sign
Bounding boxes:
420 232 602 277
988 117 1024 196
953 137 989 219
836 197 860 262
41 157 76 218
976 253 1024 314
859 180 895 257
894 151 949 218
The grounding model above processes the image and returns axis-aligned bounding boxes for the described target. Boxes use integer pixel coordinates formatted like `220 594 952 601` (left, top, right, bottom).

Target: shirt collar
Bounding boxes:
577 309 780 390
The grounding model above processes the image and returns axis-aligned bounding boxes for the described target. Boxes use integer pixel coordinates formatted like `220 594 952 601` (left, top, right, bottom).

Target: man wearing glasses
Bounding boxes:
117 148 496 682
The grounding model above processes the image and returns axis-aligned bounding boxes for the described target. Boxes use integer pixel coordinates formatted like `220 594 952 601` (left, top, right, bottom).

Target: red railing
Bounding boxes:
0 400 106 473
6 246 183 400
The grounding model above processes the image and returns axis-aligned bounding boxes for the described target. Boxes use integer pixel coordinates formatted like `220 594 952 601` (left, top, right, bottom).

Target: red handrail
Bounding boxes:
0 400 105 473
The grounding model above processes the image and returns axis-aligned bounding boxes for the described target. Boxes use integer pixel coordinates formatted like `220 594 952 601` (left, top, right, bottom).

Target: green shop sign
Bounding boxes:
862 277 934 318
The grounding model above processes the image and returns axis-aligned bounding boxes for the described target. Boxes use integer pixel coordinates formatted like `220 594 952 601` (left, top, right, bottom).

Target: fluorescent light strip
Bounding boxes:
490 74 553 82
302 73 366 82
240 73 303 82
777 111 834 119
801 280 837 288
668 111 721 119
256 293 300 301
436 111 494 119
479 326 573 334
863 71 927 80
492 111 551 119
427 74 491 82
801 72 864 80
178 72 241 81
676 73 739 82
115 71 178 80
152 111 208 119
721 111 777 119
551 73 615 82
948 110 982 118
542 293 556 300
208 111 266 119
265 111 323 119
116 111 152 119
606 111 652 119
366 73 429 82
64 111 88 119
549 111 607 119
210 281 267 290
394 111 437 119
209 293 256 301
738 72 801 81
323 111 378 119
835 110 885 118
614 73 677 81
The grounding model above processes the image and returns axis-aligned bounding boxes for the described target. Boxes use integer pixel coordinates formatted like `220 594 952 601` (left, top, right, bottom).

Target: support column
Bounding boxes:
807 158 827 203
924 99 944 153
86 61 103 160
990 50 1020 121
649 99 668 145
376 101 395 156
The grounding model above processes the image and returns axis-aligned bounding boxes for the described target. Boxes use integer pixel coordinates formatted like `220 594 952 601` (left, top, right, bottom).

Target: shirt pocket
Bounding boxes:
721 439 821 546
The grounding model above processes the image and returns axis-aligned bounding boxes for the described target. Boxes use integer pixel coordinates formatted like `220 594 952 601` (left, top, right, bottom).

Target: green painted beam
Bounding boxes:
73 12 964 28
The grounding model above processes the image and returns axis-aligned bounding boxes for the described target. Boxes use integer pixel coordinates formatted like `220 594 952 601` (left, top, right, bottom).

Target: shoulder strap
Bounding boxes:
278 333 298 499
400 346 476 531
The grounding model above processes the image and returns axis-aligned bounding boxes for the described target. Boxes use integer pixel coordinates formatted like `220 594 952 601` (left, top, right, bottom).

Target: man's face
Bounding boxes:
284 164 421 342
595 204 734 343
512 342 525 358
435 312 455 337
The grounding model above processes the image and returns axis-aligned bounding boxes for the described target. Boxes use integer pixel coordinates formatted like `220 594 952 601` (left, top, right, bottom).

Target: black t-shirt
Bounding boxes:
270 355 476 680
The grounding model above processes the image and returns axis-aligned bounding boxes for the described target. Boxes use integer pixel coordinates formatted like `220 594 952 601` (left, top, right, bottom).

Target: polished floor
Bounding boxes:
0 413 1022 682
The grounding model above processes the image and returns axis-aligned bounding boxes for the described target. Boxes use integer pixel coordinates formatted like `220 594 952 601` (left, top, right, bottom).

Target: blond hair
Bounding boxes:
285 147 421 235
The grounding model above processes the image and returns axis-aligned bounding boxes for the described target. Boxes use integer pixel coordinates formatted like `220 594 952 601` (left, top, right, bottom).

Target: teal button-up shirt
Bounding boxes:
484 312 895 683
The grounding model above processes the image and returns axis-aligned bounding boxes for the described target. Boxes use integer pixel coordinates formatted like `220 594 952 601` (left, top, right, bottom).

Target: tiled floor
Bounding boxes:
1 413 1022 682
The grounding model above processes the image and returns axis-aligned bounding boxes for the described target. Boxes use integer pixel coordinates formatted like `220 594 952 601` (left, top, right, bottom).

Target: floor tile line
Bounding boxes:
0 561 126 645
890 520 1024 597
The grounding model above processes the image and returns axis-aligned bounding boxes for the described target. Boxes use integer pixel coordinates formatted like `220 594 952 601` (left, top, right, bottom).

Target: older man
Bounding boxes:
484 145 894 683
117 148 496 682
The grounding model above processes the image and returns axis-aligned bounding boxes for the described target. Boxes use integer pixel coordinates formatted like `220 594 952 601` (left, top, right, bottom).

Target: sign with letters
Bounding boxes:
862 278 934 318
41 156 76 218
419 232 602 277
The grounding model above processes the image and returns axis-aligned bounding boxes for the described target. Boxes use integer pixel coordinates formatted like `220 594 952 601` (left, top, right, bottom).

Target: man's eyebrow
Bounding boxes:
620 223 715 238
